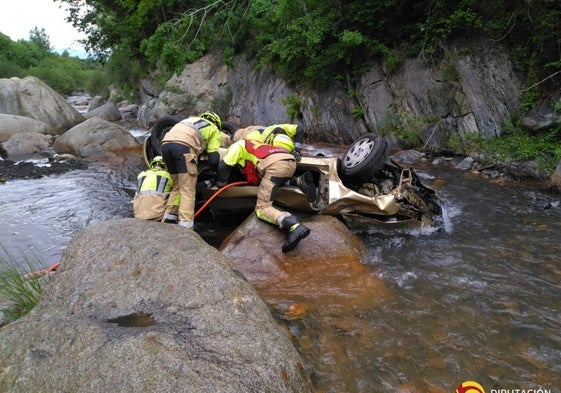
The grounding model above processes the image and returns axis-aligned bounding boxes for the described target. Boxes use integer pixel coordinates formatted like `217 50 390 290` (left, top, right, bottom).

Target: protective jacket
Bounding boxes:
133 167 173 221
217 139 290 185
161 116 222 225
162 116 222 162
245 124 304 153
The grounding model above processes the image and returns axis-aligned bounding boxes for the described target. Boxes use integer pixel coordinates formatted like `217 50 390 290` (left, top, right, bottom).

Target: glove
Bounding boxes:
196 179 215 193
293 150 302 162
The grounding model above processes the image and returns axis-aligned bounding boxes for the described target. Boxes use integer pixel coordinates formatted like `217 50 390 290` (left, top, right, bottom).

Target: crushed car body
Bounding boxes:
143 115 444 230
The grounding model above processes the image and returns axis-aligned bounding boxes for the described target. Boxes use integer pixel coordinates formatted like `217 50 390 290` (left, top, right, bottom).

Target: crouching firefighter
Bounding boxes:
133 156 174 221
215 134 312 253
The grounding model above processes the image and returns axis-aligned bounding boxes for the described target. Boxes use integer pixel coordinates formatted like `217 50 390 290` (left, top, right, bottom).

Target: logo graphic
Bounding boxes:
456 381 485 393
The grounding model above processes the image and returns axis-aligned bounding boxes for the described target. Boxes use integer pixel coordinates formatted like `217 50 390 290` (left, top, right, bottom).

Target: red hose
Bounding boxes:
194 181 251 218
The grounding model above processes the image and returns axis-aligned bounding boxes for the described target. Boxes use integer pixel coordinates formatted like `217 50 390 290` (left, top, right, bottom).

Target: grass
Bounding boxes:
0 245 45 322
455 128 561 173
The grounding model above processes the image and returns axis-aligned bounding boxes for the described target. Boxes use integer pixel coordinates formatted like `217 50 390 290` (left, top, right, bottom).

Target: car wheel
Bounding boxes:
339 133 389 183
142 136 156 167
148 115 184 158
221 121 240 136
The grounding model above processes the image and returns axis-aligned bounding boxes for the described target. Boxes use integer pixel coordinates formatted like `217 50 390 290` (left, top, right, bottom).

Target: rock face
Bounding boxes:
0 219 312 393
138 41 522 148
52 116 141 157
0 76 85 134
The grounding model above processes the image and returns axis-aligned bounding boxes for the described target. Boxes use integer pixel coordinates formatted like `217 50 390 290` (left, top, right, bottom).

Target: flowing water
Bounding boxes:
293 166 561 393
1 146 560 393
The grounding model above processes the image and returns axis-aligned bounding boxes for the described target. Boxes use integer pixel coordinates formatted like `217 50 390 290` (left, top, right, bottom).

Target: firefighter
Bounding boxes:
133 156 173 221
243 123 305 161
215 134 312 253
161 111 223 228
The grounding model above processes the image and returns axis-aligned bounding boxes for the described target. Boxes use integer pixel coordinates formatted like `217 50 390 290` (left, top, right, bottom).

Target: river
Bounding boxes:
1 142 560 392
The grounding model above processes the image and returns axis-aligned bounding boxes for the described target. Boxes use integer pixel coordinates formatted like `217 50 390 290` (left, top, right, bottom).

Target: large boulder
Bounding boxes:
84 102 122 121
0 114 54 142
0 114 55 156
520 103 561 133
0 219 312 393
1 131 52 156
0 76 85 134
52 116 141 157
220 214 392 315
219 214 393 393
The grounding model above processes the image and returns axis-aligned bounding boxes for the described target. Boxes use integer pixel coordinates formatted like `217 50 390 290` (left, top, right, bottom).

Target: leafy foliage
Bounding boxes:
0 31 111 96
51 0 559 94
451 126 561 173
281 93 303 121
479 128 561 172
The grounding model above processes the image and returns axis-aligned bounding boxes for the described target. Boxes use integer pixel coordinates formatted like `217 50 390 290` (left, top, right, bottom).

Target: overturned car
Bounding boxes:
143 116 444 229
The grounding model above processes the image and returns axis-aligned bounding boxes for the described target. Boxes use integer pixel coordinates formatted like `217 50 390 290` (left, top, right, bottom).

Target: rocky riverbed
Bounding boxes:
0 156 89 182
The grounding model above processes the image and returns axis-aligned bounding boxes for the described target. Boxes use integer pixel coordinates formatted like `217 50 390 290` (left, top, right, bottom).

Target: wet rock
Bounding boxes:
0 218 312 393
391 149 426 165
220 214 393 392
454 157 474 171
0 156 88 181
551 159 561 190
220 214 392 314
53 117 140 157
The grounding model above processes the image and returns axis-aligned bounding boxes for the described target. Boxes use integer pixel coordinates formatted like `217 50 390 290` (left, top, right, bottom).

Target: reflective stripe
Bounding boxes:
181 119 209 145
156 175 168 193
137 172 172 194
137 190 170 196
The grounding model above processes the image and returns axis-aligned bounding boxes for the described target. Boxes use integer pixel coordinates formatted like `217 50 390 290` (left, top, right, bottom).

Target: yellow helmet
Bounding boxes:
149 156 165 169
199 111 221 131
272 134 294 152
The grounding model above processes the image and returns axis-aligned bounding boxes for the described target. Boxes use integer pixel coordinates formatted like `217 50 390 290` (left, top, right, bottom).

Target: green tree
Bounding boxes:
28 27 51 52
54 0 561 94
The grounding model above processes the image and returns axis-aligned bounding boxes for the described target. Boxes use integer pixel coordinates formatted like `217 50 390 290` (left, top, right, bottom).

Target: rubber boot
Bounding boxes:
291 171 316 202
162 213 178 224
280 215 311 253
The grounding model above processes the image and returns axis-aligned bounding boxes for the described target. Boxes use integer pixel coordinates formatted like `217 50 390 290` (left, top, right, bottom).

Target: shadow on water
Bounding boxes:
2 150 561 393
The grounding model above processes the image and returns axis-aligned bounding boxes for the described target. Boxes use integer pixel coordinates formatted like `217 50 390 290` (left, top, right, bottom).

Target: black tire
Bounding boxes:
221 121 240 136
149 115 184 157
339 133 389 183
142 136 155 167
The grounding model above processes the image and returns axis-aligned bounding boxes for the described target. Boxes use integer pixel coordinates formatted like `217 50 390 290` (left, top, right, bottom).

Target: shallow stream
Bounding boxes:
1 146 560 392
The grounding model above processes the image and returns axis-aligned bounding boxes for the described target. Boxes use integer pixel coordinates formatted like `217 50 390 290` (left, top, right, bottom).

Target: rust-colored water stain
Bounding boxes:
221 214 394 392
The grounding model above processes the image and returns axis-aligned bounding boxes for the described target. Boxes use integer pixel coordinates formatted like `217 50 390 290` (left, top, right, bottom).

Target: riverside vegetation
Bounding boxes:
2 1 560 176
0 247 43 323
